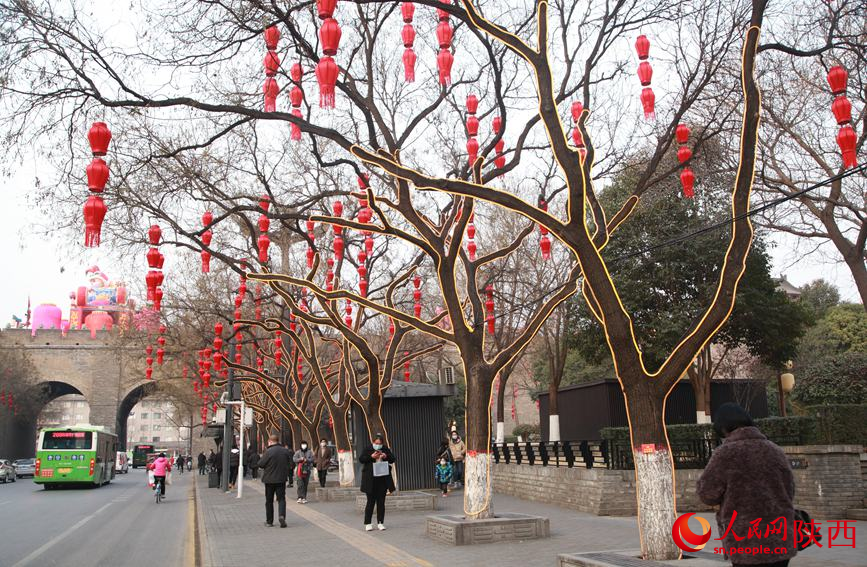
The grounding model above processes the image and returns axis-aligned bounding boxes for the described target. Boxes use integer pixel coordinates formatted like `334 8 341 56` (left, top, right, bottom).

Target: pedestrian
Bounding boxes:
293 440 314 503
284 443 294 488
435 437 452 463
176 455 185 474
209 449 221 485
247 446 260 480
197 452 207 475
359 432 396 532
187 455 193 472
697 403 796 567
315 438 333 488
229 445 240 489
435 456 452 497
256 434 293 528
448 430 466 487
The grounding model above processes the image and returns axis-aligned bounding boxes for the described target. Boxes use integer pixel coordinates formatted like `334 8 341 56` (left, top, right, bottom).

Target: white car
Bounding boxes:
115 451 129 474
0 459 16 483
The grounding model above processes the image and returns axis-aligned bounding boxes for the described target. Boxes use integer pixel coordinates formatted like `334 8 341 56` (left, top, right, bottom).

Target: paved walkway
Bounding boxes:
195 476 865 567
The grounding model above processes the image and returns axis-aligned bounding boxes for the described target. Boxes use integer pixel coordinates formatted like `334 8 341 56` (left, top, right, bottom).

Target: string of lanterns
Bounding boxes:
538 199 551 260
493 115 506 170
83 122 111 247
466 93 479 167
145 224 165 311
436 0 454 86
316 0 341 108
827 66 858 168
401 2 416 82
290 63 305 141
263 25 281 112
675 124 696 199
634 35 655 120
570 101 586 160
201 211 214 273
258 194 271 264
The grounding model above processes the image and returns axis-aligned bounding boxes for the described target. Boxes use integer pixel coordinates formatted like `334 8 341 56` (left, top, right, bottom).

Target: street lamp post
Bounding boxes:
220 338 235 491
222 397 246 499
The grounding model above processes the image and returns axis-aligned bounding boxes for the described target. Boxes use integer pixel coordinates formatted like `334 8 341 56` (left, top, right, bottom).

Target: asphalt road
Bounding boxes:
0 467 195 567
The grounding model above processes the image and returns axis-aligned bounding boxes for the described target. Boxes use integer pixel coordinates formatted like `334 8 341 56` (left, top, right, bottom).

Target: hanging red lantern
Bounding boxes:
467 224 476 239
492 116 502 134
306 247 315 268
826 66 848 96
147 247 161 268
83 195 107 248
640 88 655 119
201 250 211 273
637 61 653 86
365 235 374 256
571 101 583 122
437 49 453 86
466 115 479 136
317 0 337 19
467 239 477 261
264 25 280 50
572 127 584 148
291 63 303 84
402 24 416 47
290 86 304 108
359 278 368 298
437 0 450 21
320 18 342 56
467 137 479 164
148 224 161 245
436 21 453 48
159 324 166 335
357 264 368 279
156 348 165 365
316 56 339 109
333 235 344 259
540 235 551 260
635 35 650 60
146 356 154 367
215 322 223 336
680 167 695 198
333 200 344 217
275 349 283 367
87 122 112 156
263 77 279 113
831 95 852 125
677 146 692 164
466 94 478 114
146 367 153 380
402 48 417 82
389 319 395 337
86 158 109 192
202 211 213 227
837 124 858 168
154 288 163 310
485 285 495 334
401 2 414 22
146 345 153 356
264 51 280 77
258 214 270 233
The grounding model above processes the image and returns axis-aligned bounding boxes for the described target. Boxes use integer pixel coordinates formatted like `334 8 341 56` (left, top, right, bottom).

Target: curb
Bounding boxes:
194 475 209 567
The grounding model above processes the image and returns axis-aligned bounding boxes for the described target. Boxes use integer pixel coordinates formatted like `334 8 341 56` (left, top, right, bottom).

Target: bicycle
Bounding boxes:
154 477 163 504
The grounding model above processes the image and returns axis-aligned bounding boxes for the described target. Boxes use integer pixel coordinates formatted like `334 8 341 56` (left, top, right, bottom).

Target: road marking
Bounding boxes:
247 483 432 567
10 502 113 567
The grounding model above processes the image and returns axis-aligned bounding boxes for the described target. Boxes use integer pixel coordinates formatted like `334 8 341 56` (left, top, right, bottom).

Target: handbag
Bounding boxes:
373 460 390 477
794 509 822 550
296 462 309 479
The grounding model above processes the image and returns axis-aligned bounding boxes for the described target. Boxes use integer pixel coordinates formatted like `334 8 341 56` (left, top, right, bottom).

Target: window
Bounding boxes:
75 414 83 421
140 424 149 431
41 431 93 450
141 413 149 420
154 413 161 419
62 415 70 421
152 436 160 443
152 425 161 431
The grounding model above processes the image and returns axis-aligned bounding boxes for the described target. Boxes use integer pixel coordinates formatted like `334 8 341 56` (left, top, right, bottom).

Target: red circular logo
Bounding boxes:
672 513 712 552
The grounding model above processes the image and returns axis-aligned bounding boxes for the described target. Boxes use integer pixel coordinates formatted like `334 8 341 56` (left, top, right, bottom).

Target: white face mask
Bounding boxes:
301 444 307 450
321 442 326 447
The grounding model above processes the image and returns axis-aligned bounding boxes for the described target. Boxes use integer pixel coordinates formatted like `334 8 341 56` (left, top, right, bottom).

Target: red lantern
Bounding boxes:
401 2 414 22
258 234 270 263
635 35 650 60
540 235 551 260
466 115 479 136
437 0 451 21
87 122 112 156
640 87 655 119
485 285 495 334
467 239 477 261
402 24 416 47
264 51 280 77
263 77 279 113
837 124 858 168
466 94 478 114
676 124 690 144
572 127 584 148
146 345 153 356
437 49 453 86
389 318 395 336
156 348 165 365
831 96 852 125
146 367 153 380
365 235 374 256
495 153 506 169
317 0 337 19
306 247 315 268
333 200 344 217
146 356 154 367
680 167 695 198
492 116 502 134
148 224 161 245
637 61 653 86
291 64 303 84
83 195 107 248
154 288 163 310
86 158 109 192
275 349 283 367
320 18 342 56
467 224 476 239
214 322 223 336
258 214 270 233
201 250 211 273
291 108 302 141
316 56 339 109
403 48 416 82
147 248 160 268
677 146 692 164
290 86 304 108
202 211 214 227
264 26 280 50
467 137 479 164
571 101 583 122
333 235 344 259
359 278 368 298
826 66 848 96
436 21 453 48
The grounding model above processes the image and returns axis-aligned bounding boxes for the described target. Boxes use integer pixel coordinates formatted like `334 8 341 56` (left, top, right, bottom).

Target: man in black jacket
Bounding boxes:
256 434 294 528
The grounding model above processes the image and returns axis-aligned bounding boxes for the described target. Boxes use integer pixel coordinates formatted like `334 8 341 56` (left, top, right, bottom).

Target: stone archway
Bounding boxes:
116 381 158 451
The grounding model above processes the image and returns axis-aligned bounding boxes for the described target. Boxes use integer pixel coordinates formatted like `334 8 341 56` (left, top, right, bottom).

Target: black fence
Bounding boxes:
491 438 721 470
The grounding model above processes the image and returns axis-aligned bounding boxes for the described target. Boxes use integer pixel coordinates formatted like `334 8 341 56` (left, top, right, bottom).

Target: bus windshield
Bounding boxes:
42 431 93 450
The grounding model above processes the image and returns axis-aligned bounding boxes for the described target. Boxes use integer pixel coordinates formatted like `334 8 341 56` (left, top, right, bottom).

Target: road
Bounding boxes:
0 467 196 567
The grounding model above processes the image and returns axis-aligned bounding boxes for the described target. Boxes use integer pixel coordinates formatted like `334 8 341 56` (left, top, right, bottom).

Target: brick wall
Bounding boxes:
493 444 863 518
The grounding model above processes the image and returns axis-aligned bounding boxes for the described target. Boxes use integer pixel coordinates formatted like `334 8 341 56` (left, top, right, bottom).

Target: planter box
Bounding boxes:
354 490 437 511
426 513 549 545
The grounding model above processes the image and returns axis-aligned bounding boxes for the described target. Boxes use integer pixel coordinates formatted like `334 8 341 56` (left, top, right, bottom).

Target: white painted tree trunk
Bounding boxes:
548 414 561 442
337 450 355 487
495 421 505 443
696 411 712 424
463 452 494 519
634 448 680 560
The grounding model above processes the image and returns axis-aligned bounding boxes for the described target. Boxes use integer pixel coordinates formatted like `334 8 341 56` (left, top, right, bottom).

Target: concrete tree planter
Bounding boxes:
559 550 725 566
355 491 438 511
426 513 550 545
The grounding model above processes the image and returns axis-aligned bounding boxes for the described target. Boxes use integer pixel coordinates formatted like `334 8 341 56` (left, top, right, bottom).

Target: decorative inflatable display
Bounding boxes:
67 265 134 332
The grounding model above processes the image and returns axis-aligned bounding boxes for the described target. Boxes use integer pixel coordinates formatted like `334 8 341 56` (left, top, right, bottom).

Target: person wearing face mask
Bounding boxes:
293 440 315 504
314 439 333 488
448 429 466 488
359 433 396 531
435 456 453 497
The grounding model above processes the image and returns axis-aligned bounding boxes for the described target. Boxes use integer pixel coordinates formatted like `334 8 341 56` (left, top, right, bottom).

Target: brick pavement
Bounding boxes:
196 475 866 567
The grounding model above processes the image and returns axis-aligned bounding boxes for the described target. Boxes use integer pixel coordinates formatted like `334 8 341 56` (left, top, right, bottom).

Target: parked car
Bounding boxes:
13 458 35 478
0 459 16 483
115 451 129 474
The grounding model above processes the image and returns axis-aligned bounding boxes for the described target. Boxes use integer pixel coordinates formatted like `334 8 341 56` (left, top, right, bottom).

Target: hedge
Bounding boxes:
600 415 818 446
806 404 867 446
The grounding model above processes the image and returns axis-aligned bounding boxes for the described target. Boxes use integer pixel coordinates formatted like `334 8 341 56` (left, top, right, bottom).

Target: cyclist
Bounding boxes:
148 452 170 499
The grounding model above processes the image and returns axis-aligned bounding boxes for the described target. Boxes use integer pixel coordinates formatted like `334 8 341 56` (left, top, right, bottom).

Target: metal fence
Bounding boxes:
490 438 723 470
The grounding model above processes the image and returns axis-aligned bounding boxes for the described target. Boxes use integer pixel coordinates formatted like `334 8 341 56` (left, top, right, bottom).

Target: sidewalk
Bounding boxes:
195 475 865 567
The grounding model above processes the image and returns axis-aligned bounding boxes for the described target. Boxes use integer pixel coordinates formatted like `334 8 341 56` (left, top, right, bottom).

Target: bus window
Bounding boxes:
42 431 93 450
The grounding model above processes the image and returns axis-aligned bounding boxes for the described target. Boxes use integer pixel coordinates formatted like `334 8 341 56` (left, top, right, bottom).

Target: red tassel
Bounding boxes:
403 47 416 82
83 195 107 248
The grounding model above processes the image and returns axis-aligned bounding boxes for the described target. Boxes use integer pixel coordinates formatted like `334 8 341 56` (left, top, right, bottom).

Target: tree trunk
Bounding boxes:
331 407 355 487
464 364 495 520
548 379 560 442
845 254 867 311
495 371 508 443
688 348 713 424
287 419 302 448
623 380 680 561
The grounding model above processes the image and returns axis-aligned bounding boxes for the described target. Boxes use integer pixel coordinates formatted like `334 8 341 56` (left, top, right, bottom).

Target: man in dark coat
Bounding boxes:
256 434 294 528
359 432 396 531
197 452 207 475
697 403 796 567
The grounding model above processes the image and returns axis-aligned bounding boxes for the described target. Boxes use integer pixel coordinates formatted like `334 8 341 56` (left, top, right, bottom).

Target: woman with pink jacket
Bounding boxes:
148 453 170 498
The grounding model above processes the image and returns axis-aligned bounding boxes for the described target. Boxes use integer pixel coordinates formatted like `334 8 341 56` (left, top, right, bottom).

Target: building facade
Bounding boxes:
125 398 192 453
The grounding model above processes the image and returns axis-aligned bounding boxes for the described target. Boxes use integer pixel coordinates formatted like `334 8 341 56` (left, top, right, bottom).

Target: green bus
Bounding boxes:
34 426 117 488
132 444 155 468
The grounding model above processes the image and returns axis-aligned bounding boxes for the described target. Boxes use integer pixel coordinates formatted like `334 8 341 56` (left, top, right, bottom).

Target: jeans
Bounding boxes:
440 482 449 494
318 468 328 488
364 489 387 524
229 466 238 486
198 465 206 475
296 475 309 499
264 482 286 524
453 460 464 483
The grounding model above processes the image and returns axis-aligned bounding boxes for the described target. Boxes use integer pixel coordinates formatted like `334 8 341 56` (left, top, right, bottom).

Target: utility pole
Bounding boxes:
220 337 235 491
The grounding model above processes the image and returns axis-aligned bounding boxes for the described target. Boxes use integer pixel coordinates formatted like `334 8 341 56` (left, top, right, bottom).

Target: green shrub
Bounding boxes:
512 424 540 441
600 416 817 446
805 404 867 446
